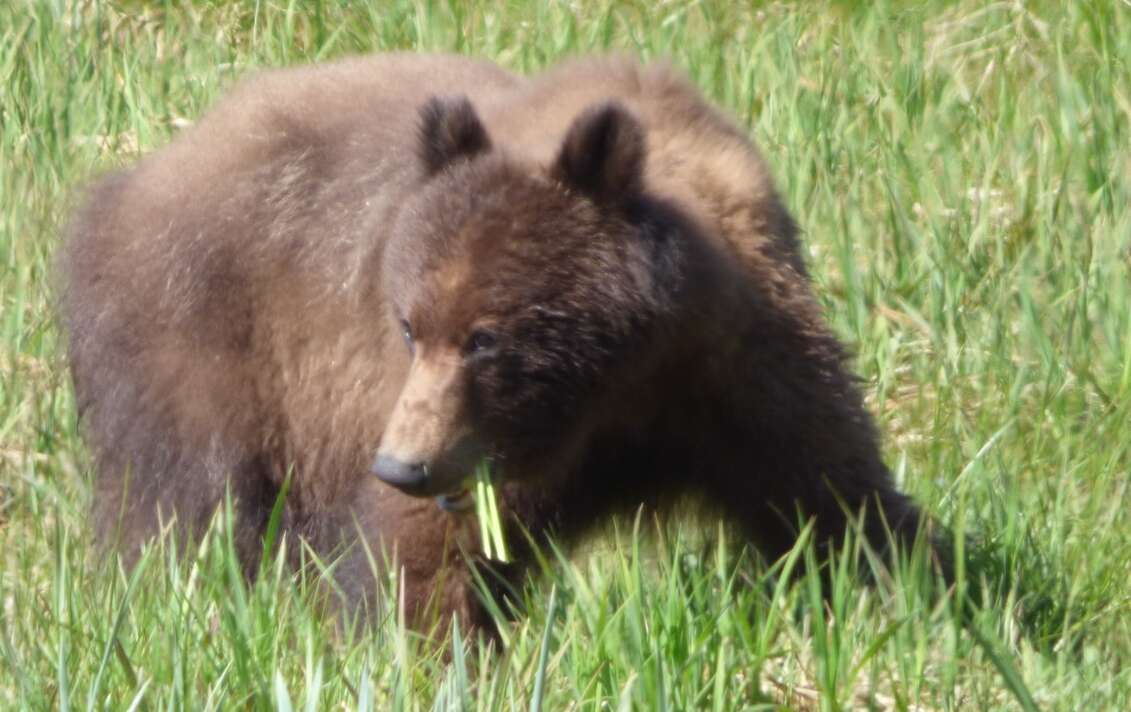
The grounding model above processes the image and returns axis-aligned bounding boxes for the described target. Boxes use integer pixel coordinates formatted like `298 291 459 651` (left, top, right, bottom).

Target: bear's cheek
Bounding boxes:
478 389 581 462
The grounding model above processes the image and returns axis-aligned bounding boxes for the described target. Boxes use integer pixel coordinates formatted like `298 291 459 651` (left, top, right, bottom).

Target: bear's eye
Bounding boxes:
463 329 498 358
399 319 414 354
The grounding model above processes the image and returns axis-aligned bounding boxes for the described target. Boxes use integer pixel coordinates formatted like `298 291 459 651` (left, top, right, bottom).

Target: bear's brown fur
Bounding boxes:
61 54 932 634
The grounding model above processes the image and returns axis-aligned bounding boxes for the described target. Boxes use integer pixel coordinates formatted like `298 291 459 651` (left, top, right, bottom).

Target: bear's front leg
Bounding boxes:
696 358 934 575
328 479 503 641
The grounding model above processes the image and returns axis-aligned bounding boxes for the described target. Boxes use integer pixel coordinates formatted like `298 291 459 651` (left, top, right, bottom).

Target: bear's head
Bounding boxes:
372 96 682 500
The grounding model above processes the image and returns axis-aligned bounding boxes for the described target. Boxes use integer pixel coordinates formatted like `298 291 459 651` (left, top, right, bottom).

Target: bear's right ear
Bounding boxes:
552 101 645 205
416 96 491 176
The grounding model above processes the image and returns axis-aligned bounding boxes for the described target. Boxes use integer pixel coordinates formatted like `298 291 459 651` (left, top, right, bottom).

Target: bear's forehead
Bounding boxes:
411 206 601 277
412 161 597 242
404 235 604 318
428 253 474 293
388 161 637 320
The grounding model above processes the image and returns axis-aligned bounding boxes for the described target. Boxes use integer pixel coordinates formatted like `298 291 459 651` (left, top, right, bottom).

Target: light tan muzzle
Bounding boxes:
371 349 473 496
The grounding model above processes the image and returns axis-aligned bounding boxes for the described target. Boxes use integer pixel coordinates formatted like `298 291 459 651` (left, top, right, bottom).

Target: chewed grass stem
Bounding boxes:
475 461 509 562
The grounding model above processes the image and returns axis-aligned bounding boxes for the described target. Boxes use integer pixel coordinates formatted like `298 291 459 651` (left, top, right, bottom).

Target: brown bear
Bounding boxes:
61 53 933 634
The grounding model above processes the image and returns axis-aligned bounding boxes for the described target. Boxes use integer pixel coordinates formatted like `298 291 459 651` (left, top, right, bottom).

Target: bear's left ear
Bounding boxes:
417 95 492 176
552 101 645 205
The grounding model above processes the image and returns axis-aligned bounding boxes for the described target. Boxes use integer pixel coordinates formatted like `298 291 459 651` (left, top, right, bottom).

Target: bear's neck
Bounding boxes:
596 221 848 477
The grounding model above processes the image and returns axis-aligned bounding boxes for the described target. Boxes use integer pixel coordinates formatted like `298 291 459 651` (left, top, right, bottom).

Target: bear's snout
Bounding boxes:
371 454 430 494
375 348 478 497
371 451 472 497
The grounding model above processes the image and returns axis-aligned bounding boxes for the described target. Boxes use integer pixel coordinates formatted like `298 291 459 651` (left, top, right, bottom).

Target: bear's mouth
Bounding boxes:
436 488 474 513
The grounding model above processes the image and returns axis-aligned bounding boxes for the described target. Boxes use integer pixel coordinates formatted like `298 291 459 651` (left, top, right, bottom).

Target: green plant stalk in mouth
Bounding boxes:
474 461 509 562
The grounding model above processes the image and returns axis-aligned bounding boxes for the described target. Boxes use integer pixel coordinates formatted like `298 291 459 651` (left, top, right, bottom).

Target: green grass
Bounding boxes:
2 0 1129 709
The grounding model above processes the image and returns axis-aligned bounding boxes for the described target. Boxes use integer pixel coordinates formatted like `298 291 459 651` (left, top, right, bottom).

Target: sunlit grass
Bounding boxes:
1 0 1128 709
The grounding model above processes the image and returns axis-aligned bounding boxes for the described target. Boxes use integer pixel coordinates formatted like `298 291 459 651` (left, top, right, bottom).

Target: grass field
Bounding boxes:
2 0 1129 709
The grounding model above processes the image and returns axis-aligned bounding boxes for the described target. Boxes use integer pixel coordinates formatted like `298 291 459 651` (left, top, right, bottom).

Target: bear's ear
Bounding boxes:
552 101 645 205
417 96 491 176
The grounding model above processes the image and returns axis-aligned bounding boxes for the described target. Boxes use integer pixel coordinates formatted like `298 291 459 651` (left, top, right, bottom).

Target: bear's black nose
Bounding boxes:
371 454 428 494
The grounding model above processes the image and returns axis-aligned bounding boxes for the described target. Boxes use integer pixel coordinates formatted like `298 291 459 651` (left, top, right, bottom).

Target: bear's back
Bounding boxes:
479 56 803 276
74 54 521 280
